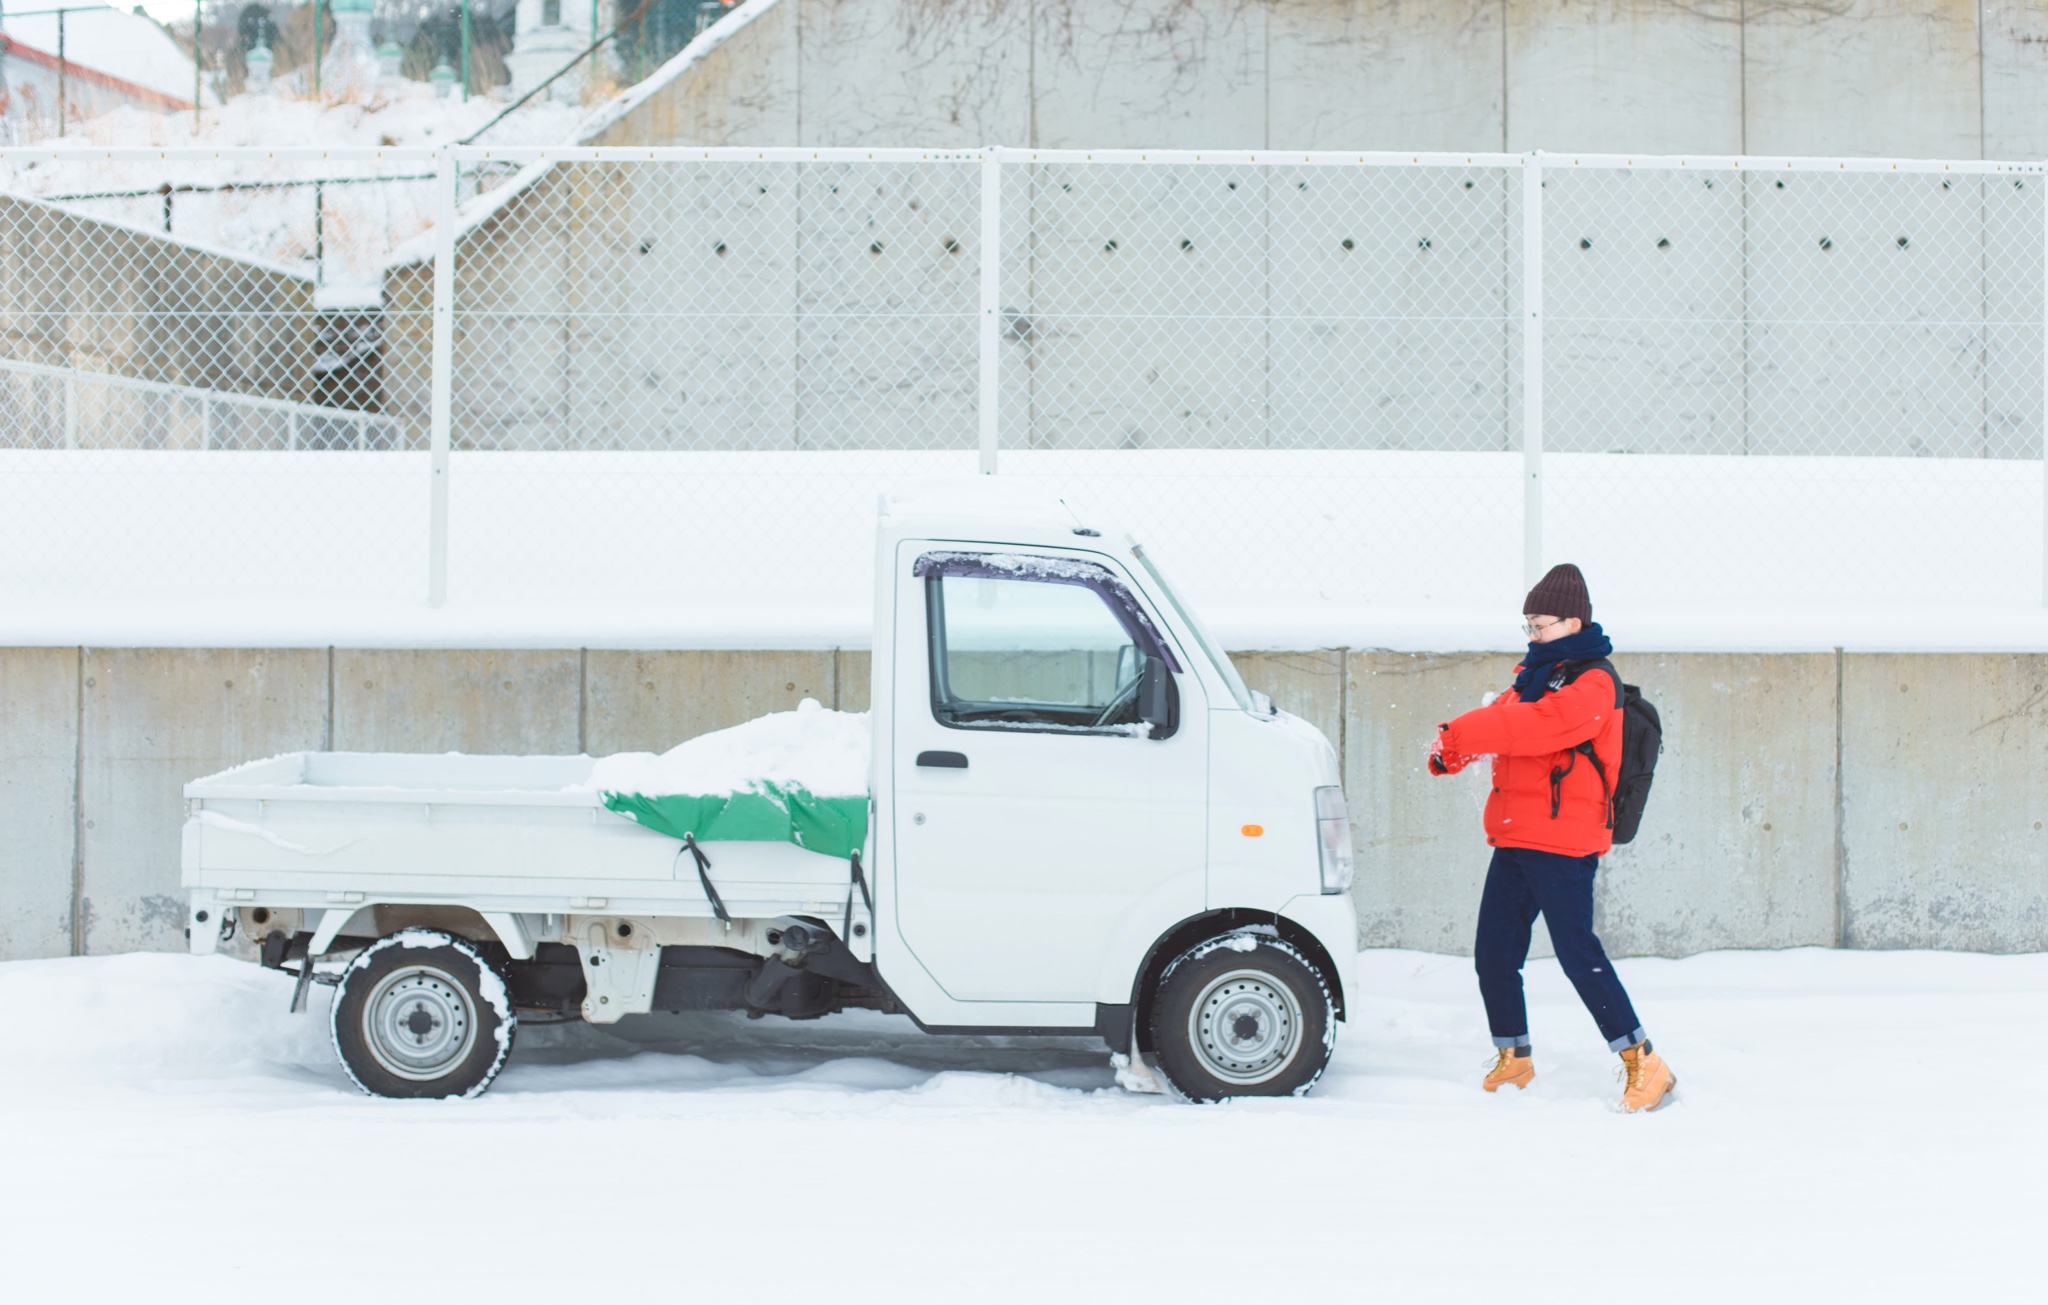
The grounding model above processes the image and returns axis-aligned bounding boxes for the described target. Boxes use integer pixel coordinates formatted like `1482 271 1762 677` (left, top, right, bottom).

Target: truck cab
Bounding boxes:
183 494 1358 1101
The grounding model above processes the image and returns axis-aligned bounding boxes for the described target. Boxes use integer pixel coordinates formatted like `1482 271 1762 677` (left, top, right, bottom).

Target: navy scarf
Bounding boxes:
1512 622 1613 702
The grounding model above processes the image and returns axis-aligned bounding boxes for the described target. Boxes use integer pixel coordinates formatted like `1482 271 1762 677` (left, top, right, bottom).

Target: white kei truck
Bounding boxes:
182 495 1358 1102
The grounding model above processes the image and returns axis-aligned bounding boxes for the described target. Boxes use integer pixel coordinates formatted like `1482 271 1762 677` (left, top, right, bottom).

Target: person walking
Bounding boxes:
1426 563 1676 1113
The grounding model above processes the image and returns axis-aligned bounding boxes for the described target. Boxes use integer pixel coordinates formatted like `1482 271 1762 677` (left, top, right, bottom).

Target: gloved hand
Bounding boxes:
1428 724 1467 776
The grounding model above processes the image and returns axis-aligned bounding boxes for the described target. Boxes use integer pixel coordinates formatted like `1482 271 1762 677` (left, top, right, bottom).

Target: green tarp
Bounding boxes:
602 782 868 860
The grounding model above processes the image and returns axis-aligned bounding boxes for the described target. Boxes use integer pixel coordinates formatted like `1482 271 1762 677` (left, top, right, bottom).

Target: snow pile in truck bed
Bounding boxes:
578 698 870 799
0 947 2039 1298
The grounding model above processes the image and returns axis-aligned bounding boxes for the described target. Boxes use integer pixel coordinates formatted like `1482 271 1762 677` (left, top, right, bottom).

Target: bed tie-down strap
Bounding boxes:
678 834 731 924
606 784 871 928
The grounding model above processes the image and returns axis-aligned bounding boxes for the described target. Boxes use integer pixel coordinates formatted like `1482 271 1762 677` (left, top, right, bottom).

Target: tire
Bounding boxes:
330 929 516 1099
1149 931 1335 1103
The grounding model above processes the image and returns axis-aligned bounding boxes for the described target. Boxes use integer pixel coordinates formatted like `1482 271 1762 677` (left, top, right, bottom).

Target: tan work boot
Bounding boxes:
1618 1040 1676 1112
1482 1046 1534 1092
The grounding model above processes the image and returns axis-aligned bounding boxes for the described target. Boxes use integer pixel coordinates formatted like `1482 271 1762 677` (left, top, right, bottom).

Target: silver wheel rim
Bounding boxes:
361 963 478 1083
1187 967 1304 1086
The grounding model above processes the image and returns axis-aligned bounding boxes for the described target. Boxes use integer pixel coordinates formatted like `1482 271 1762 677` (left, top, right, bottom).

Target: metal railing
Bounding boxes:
0 356 403 450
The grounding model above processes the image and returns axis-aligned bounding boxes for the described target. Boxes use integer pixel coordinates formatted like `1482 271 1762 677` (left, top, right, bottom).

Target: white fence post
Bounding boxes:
2041 166 2048 607
427 150 458 607
1522 151 1545 590
977 147 1001 475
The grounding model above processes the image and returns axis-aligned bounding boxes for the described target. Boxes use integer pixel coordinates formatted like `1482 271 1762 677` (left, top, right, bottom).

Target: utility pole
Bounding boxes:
193 1 201 133
313 1 321 99
56 8 65 132
459 0 471 101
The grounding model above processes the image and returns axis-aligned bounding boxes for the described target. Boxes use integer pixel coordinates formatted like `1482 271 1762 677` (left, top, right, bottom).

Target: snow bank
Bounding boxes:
4 449 2046 653
581 698 870 798
0 81 585 293
0 952 333 1088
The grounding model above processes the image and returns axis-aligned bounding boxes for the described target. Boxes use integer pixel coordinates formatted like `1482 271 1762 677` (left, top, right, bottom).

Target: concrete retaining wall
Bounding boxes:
2 646 2041 960
596 0 2048 159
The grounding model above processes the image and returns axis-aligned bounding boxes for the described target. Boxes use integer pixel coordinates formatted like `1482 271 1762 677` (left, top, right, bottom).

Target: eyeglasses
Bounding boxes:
1522 617 1567 638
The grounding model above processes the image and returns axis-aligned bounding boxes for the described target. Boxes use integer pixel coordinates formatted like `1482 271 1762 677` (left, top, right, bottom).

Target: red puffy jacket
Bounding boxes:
1432 664 1623 858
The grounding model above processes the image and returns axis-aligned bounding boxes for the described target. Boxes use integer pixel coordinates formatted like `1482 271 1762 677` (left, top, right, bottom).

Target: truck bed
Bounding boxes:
181 752 860 923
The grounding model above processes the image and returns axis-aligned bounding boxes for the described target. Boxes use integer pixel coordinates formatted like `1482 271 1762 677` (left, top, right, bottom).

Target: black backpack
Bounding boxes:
1553 659 1663 845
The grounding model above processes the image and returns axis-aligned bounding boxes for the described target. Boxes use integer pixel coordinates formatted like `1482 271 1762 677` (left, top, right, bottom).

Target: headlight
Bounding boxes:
1314 785 1354 894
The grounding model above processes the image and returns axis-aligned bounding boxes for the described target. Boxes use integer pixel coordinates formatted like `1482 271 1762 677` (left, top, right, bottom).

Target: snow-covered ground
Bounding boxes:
1 946 2037 1298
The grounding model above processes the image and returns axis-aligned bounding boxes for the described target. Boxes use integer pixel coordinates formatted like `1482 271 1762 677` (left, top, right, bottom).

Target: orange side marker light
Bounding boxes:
1241 824 1264 837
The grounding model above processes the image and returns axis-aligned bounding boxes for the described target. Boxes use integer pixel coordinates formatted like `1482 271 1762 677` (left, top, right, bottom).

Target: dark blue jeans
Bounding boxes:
1474 846 1645 1053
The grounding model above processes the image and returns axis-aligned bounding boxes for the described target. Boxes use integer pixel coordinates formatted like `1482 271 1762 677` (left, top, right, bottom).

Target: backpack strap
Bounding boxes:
1557 658 1624 709
1556 659 1620 829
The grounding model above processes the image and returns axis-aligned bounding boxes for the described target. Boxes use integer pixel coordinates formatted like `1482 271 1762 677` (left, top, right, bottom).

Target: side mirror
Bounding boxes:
1138 655 1175 737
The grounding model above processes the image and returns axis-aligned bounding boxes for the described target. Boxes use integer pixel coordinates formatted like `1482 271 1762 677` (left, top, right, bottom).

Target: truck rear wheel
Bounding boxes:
331 930 515 1099
1149 932 1334 1103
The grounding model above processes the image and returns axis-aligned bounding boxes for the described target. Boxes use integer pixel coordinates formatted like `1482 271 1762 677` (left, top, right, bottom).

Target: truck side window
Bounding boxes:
919 554 1177 736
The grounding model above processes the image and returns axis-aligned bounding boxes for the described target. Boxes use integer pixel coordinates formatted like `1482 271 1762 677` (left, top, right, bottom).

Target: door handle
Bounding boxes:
916 750 969 769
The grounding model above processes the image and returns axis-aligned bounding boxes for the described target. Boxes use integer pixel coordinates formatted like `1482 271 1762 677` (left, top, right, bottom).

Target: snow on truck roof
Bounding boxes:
878 479 1120 545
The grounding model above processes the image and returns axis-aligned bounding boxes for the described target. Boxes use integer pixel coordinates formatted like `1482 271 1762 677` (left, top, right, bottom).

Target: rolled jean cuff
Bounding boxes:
1607 1027 1647 1054
1492 1034 1532 1049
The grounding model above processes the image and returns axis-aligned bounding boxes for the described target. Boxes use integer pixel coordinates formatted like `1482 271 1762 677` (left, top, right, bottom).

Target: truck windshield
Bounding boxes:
1132 544 1256 712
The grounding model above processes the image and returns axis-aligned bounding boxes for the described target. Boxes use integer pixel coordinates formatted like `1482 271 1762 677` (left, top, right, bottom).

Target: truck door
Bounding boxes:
891 547 1208 1004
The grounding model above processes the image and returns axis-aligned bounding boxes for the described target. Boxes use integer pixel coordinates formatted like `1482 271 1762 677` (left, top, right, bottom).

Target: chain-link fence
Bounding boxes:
2 145 2042 620
993 153 1527 612
1539 156 2044 608
423 148 984 606
0 147 437 604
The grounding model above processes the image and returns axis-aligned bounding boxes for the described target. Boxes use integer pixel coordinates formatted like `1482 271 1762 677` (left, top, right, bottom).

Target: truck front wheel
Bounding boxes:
1150 932 1334 1102
331 930 516 1099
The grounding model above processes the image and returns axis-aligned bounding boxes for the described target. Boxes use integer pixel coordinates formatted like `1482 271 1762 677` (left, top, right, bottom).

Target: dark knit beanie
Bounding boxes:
1523 563 1592 625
